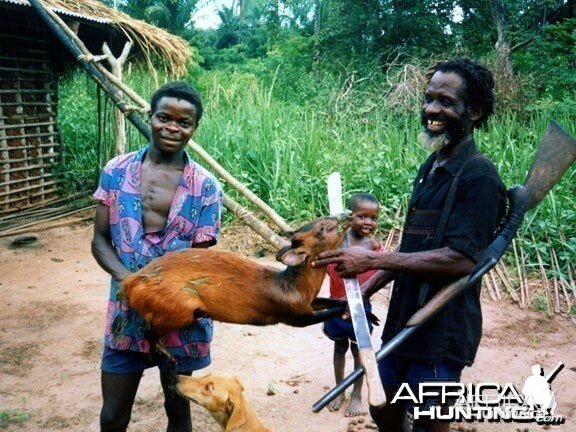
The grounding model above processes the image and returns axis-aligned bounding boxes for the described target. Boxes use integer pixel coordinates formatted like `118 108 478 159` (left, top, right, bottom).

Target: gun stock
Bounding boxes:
522 121 576 210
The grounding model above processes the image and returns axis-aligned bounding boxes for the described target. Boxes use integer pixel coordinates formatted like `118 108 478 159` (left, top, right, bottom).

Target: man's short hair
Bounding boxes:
150 81 204 125
348 193 379 212
430 59 495 127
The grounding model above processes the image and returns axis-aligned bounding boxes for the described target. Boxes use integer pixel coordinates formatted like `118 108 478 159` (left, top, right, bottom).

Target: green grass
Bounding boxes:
56 67 575 284
0 410 30 429
532 291 552 318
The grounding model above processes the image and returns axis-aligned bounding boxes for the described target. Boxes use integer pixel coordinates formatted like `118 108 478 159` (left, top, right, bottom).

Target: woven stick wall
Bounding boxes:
0 13 61 215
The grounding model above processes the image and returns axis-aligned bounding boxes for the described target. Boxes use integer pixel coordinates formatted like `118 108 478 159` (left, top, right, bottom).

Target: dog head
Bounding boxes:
176 374 246 428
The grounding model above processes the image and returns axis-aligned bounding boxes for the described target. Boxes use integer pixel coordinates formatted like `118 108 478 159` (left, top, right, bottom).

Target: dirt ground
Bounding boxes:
1 221 575 432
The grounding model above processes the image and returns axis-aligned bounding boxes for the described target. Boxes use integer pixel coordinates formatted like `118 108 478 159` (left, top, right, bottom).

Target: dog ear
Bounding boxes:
225 397 235 416
225 395 247 430
233 376 245 392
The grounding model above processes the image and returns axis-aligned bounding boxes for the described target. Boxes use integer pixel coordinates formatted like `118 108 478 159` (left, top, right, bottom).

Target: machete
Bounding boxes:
313 120 576 413
327 172 386 408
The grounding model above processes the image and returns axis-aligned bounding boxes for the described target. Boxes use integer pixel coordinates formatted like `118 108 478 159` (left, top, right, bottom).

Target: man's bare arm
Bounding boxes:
314 246 474 281
361 269 396 299
91 204 132 281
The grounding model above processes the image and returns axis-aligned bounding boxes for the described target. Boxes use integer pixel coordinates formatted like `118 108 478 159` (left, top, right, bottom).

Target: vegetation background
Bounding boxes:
56 0 575 315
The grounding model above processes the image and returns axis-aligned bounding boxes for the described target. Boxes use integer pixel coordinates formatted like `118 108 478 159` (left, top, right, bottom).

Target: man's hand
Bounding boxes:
312 247 374 277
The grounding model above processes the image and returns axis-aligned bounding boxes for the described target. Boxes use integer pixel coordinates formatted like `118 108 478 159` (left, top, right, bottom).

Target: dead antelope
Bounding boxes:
119 214 369 354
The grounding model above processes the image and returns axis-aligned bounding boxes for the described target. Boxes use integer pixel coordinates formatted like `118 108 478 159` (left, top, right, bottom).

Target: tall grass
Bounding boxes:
57 67 575 285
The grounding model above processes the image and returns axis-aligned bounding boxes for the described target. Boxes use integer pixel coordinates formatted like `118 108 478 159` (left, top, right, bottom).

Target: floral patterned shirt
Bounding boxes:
93 146 222 360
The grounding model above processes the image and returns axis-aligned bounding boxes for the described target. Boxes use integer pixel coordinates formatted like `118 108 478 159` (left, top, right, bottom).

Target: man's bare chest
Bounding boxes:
140 166 183 220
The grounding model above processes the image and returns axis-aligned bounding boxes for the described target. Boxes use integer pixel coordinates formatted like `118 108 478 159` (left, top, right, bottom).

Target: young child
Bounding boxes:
323 193 382 417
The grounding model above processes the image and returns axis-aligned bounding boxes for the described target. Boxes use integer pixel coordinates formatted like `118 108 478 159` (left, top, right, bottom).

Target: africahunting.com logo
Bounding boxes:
392 362 566 425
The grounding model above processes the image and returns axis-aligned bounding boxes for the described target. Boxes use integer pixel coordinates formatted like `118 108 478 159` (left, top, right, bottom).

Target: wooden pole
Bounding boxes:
222 195 288 250
188 140 293 232
0 205 95 237
27 0 293 247
37 5 148 112
35 1 293 233
0 215 93 238
102 41 132 155
27 0 150 138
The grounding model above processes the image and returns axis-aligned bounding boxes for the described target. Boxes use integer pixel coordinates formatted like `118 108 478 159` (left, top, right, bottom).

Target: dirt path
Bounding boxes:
0 222 575 431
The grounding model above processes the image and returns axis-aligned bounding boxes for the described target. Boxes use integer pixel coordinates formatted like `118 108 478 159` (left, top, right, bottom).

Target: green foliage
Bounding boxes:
0 410 30 429
57 60 575 278
107 0 198 39
55 0 575 283
514 18 576 100
56 67 162 195
532 291 552 317
56 74 100 194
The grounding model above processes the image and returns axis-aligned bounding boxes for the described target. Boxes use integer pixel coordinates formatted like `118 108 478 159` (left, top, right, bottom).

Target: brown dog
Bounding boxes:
176 374 271 432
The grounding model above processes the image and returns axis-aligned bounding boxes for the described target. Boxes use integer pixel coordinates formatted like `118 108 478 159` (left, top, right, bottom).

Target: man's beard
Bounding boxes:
419 111 470 153
418 131 450 153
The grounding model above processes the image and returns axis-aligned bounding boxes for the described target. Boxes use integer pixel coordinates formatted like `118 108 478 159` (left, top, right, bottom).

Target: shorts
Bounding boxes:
101 346 210 374
322 302 373 343
377 352 464 412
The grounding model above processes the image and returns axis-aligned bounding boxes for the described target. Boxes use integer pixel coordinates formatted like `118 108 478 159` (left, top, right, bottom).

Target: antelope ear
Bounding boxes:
275 244 292 262
278 249 307 266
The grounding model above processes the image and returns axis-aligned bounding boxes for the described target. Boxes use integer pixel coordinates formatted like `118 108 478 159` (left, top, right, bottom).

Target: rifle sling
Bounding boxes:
417 153 478 307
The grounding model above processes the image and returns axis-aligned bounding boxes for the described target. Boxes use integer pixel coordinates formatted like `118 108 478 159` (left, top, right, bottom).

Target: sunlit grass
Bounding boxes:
57 68 575 281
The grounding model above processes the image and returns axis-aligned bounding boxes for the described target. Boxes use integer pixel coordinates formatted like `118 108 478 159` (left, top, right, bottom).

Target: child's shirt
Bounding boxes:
328 243 384 299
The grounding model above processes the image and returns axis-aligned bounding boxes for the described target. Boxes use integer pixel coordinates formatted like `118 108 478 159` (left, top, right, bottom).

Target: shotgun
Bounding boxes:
313 120 576 413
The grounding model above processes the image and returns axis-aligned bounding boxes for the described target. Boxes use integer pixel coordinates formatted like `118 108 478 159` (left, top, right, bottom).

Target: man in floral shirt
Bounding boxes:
92 81 222 431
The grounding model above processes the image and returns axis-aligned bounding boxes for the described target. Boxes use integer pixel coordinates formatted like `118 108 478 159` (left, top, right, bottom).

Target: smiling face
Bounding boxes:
350 200 379 238
150 96 197 155
419 71 473 152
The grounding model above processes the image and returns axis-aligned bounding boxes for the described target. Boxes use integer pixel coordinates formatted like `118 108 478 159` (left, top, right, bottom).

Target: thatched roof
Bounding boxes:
3 0 193 76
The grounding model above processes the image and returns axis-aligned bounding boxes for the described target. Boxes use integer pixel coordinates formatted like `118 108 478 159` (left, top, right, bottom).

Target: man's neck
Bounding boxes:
435 134 474 167
146 144 186 168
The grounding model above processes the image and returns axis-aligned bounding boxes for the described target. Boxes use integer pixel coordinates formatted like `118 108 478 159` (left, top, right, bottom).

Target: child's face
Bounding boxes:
350 201 379 238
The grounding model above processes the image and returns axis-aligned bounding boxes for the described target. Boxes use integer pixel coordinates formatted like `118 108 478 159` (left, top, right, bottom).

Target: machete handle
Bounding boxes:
359 347 387 407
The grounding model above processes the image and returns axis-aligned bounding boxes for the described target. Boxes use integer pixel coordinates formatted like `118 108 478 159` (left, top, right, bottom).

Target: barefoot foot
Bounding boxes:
345 396 365 417
328 394 345 412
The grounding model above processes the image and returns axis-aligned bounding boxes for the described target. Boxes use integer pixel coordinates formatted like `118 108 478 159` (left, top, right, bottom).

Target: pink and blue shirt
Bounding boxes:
93 146 222 360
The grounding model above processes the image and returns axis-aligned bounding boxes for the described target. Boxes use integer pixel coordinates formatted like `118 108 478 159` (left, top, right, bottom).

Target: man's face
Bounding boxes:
419 71 471 152
150 96 197 154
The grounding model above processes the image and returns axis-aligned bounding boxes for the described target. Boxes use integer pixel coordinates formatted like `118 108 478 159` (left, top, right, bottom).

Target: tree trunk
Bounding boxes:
238 0 245 41
490 0 513 77
313 0 322 74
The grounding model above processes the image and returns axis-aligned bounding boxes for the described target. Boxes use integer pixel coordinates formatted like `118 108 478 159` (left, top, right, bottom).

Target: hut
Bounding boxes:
0 0 192 221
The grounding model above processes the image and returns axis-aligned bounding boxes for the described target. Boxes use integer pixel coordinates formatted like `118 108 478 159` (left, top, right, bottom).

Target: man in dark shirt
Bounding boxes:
313 59 507 431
